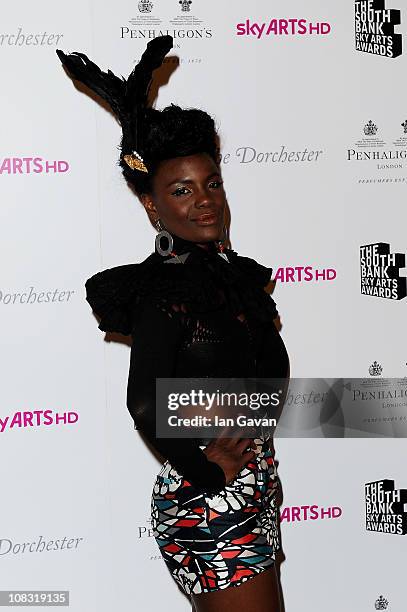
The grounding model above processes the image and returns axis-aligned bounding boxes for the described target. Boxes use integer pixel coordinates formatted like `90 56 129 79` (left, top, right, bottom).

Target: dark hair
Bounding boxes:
118 104 220 195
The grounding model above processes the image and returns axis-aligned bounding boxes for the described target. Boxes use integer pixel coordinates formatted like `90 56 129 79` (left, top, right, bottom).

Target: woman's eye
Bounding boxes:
209 180 224 189
171 180 223 196
171 186 190 196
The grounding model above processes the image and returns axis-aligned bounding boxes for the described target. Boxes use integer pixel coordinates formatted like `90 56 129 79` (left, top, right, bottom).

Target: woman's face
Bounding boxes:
141 152 226 244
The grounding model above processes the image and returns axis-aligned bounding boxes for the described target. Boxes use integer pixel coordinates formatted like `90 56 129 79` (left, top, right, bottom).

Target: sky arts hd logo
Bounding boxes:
0 157 69 175
236 18 331 38
273 266 336 283
355 0 402 58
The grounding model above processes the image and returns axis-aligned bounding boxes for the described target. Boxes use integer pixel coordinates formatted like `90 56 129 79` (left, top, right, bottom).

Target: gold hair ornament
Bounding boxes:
123 151 148 173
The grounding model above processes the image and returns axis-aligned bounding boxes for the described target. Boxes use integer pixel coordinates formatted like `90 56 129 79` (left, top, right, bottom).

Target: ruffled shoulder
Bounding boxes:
85 248 278 336
226 250 278 322
226 250 274 288
85 254 157 335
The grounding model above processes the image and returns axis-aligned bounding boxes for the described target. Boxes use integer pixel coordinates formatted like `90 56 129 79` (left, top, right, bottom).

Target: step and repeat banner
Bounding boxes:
1 1 406 610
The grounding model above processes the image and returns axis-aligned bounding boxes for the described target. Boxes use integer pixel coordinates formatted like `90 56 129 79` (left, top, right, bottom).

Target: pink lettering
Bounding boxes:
0 416 9 432
57 160 69 173
23 412 34 426
10 412 22 428
12 158 23 174
236 18 331 37
0 158 11 174
291 507 301 521
280 504 342 521
304 266 313 281
43 410 53 425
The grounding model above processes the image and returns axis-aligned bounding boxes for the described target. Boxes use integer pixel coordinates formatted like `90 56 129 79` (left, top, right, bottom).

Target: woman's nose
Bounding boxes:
194 188 213 208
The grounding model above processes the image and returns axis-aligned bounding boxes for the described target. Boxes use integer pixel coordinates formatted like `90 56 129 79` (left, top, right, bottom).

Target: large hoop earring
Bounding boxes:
155 219 174 257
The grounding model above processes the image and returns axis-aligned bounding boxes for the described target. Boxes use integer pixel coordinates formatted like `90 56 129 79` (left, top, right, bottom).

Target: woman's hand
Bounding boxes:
203 432 257 485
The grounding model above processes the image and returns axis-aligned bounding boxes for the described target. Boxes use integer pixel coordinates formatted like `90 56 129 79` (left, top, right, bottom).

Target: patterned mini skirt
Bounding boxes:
150 437 280 596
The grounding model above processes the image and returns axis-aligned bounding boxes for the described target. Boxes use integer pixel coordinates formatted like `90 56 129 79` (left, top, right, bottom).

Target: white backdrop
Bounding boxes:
1 1 406 610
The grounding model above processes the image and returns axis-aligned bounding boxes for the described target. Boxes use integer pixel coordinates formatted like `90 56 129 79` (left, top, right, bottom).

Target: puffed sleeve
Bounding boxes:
126 300 227 495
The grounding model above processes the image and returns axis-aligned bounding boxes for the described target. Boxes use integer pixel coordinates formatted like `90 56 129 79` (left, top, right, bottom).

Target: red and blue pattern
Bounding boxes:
150 437 280 595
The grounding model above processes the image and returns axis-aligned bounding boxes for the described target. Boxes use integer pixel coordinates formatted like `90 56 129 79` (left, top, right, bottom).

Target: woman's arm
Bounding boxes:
126 301 227 494
256 318 290 379
255 318 290 425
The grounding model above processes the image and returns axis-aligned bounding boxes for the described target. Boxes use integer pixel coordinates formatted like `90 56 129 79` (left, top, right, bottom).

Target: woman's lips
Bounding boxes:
192 212 218 226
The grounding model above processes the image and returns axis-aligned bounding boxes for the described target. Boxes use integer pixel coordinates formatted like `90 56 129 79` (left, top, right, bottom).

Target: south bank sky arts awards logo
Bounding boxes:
360 242 407 300
355 0 402 58
365 479 407 534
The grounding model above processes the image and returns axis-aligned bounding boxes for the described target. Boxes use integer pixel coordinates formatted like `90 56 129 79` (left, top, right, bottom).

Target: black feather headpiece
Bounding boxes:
56 35 173 173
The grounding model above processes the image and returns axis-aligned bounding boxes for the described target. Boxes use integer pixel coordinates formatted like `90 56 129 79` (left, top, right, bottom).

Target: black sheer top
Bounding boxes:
85 234 289 495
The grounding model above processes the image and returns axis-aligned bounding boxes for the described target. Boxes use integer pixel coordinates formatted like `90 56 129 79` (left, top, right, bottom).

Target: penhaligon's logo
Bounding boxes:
123 0 212 43
355 0 402 58
364 120 378 136
369 361 383 376
375 595 389 609
179 0 192 11
138 0 153 12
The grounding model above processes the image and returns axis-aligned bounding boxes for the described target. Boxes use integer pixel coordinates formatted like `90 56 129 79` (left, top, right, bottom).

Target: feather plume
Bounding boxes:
55 49 126 120
56 36 173 154
123 35 173 151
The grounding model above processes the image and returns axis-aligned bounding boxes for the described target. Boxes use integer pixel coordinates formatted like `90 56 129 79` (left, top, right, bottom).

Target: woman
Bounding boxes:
57 35 289 611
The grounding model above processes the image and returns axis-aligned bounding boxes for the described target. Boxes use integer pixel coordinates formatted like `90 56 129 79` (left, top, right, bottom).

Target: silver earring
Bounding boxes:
215 225 229 247
155 219 174 257
216 225 230 262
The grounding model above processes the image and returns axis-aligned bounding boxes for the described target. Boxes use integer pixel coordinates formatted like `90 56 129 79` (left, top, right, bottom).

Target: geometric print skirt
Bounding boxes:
150 437 280 596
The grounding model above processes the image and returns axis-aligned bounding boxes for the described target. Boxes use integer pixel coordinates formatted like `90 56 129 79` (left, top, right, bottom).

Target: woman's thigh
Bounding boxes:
191 564 281 612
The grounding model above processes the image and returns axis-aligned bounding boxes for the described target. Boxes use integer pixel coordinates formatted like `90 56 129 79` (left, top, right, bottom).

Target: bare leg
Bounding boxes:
191 565 281 612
